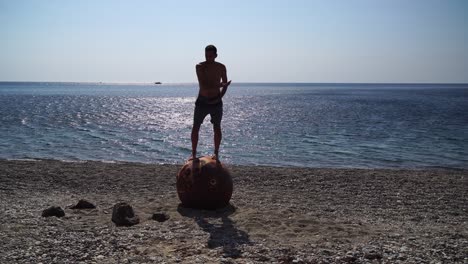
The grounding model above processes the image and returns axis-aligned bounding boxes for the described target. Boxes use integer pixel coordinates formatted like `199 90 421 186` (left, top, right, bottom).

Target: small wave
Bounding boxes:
77 127 92 132
98 160 117 164
6 158 40 162
60 159 87 163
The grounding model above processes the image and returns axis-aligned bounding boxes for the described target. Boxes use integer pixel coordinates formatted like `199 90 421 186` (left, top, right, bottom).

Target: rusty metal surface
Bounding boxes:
176 156 233 209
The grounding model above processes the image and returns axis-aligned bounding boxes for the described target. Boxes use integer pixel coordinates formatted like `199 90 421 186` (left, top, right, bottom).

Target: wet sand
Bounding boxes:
0 159 467 263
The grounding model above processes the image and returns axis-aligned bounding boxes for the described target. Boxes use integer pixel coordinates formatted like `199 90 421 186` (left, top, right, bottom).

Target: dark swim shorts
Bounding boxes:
193 95 223 127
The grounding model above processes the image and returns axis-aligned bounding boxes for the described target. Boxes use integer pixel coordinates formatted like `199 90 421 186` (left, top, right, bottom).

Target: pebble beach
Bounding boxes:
0 159 467 263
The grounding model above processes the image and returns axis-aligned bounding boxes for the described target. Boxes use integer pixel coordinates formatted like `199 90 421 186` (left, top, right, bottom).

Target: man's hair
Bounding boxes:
205 45 217 54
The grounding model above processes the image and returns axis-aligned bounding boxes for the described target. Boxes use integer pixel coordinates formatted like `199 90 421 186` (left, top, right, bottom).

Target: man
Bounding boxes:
191 45 231 161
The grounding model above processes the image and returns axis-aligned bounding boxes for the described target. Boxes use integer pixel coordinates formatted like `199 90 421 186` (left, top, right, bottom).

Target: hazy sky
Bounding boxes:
1 0 467 83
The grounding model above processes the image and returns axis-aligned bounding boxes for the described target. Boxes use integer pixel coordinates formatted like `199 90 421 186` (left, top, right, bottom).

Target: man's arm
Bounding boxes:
220 65 231 98
196 64 208 87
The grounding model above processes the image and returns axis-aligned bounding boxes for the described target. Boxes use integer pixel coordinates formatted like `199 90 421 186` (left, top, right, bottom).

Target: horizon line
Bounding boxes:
1 81 468 85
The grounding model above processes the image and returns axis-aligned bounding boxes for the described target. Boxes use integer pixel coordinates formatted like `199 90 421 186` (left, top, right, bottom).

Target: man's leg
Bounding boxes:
191 124 200 159
190 124 202 176
192 102 206 160
213 124 222 158
210 102 223 160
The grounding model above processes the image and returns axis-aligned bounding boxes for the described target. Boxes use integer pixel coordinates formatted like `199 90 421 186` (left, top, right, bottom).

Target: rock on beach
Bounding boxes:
111 202 139 226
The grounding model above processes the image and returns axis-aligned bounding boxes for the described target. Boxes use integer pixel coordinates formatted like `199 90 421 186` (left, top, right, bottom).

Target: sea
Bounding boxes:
0 82 467 169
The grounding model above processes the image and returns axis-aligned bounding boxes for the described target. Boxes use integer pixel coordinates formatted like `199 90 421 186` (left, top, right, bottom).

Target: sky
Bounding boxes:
0 0 467 83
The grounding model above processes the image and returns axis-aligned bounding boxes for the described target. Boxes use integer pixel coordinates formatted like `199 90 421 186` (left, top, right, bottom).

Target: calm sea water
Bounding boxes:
0 82 467 168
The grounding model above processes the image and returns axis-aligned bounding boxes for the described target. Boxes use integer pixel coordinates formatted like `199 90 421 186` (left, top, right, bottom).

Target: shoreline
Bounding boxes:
1 159 467 263
2 157 467 171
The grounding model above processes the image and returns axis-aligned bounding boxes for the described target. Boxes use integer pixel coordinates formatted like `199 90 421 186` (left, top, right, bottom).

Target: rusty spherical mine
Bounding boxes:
176 156 233 210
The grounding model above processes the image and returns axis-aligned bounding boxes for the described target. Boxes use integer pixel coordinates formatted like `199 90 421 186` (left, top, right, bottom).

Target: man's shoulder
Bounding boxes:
213 62 226 71
214 61 226 68
196 61 226 69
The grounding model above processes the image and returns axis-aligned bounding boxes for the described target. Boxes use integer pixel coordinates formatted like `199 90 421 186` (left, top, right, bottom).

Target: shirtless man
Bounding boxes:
191 45 231 160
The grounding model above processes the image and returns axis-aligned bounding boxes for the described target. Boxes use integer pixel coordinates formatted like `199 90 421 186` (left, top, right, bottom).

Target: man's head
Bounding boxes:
205 45 217 62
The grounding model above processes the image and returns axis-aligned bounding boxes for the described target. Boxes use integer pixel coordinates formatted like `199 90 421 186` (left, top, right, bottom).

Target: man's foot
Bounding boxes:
188 153 199 161
211 153 220 162
189 156 201 176
211 154 222 168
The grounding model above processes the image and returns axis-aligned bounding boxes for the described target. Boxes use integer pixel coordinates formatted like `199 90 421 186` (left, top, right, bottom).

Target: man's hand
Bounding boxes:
220 80 231 88
220 80 231 98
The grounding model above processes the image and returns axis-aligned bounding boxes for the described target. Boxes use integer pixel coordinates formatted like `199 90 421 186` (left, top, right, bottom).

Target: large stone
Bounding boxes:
111 202 139 226
70 199 96 209
42 206 65 218
176 155 233 209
